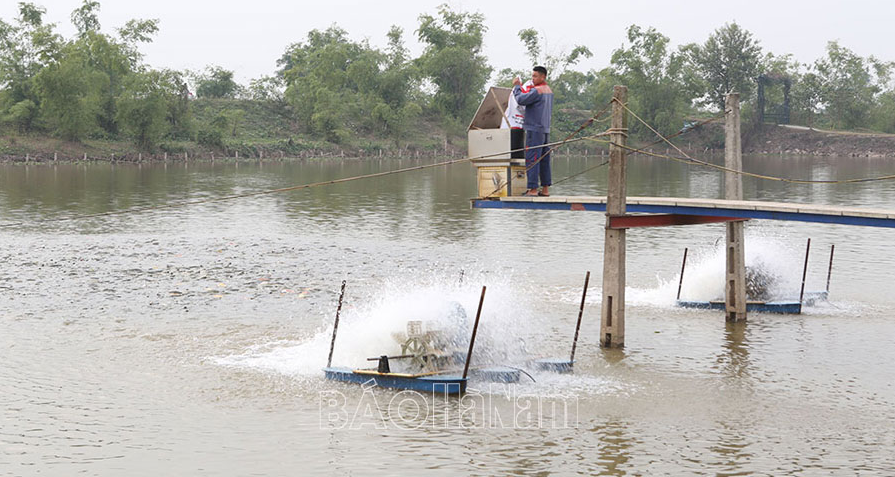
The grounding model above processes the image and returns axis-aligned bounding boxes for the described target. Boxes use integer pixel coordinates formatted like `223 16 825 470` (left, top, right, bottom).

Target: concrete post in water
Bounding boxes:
724 93 747 322
600 85 628 348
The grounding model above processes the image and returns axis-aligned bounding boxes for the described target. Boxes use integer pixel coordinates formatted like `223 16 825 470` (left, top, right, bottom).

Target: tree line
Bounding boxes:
2 1 894 152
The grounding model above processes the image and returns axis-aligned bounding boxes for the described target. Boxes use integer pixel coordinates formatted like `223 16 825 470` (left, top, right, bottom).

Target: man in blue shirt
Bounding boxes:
513 66 554 196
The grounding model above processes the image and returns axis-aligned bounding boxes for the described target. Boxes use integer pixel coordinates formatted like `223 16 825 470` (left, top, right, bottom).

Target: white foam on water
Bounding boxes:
630 232 834 307
551 230 858 315
469 370 633 398
213 271 544 377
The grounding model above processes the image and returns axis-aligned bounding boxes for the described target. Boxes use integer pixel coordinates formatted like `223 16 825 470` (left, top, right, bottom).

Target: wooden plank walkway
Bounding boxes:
471 196 895 228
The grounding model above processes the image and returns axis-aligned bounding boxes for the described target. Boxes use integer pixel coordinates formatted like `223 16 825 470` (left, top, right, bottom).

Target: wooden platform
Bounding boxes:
471 196 895 228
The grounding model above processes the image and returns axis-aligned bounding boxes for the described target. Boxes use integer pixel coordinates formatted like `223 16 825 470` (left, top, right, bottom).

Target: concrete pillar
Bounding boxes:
725 93 747 321
600 85 628 348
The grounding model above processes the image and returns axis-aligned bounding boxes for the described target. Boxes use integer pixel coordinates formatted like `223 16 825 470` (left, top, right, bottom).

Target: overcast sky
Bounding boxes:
3 0 894 83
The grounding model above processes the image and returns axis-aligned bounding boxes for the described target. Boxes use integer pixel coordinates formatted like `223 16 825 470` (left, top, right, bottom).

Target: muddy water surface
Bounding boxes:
2 155 895 475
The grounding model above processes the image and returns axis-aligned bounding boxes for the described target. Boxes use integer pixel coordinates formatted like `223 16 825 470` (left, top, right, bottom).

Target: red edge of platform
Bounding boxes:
608 214 748 228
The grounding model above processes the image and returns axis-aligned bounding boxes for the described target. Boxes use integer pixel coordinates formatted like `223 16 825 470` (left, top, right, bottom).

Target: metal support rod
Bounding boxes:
326 280 347 368
569 271 591 363
799 238 811 304
463 286 487 380
826 244 835 293
676 248 688 301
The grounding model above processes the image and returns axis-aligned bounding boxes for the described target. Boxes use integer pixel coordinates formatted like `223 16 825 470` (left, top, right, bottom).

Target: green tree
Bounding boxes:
813 41 893 130
75 31 135 135
161 69 194 139
70 0 101 38
64 2 158 136
685 22 762 110
280 25 420 143
247 75 284 102
515 28 592 77
33 45 102 140
416 4 491 121
610 25 692 137
195 65 240 98
870 89 895 133
1 98 37 131
280 26 368 141
0 3 62 129
116 70 169 149
370 26 421 143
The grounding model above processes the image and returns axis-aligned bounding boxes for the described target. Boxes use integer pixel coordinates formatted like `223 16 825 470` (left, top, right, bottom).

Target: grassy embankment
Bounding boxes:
0 98 466 162
6 99 893 162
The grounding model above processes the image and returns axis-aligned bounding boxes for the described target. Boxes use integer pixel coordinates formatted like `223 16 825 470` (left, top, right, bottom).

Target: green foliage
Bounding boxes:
116 70 170 150
117 19 159 46
195 65 239 99
416 4 491 120
196 127 223 147
75 31 137 135
280 24 420 143
518 28 540 66
515 28 593 77
71 0 101 38
609 25 692 137
2 98 37 131
812 41 893 130
33 45 102 140
6 0 895 153
115 68 189 149
221 109 245 136
686 22 762 110
197 107 245 147
247 75 284 102
157 69 194 140
0 3 62 117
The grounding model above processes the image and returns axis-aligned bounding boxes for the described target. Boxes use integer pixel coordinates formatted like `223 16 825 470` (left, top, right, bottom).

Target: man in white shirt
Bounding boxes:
503 80 532 159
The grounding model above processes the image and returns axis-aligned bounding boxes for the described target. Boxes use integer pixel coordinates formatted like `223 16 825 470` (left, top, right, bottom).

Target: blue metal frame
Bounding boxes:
472 199 895 228
532 358 573 373
677 300 802 314
324 367 467 394
470 366 521 383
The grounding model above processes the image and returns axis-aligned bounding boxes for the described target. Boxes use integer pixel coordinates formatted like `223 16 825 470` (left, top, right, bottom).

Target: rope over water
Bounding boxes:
5 94 895 228
0 132 607 228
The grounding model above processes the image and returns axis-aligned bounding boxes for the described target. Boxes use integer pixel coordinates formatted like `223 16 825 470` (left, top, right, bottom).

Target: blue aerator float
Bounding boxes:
323 285 524 395
675 240 835 314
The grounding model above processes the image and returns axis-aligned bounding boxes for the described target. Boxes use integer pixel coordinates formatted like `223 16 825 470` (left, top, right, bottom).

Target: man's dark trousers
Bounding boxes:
525 130 551 189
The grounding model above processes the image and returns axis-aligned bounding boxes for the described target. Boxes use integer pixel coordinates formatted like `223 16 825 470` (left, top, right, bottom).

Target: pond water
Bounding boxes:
1 154 894 475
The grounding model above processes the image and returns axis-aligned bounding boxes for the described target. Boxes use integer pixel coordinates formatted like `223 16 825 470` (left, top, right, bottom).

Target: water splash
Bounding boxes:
553 231 843 309
677 233 815 302
214 271 543 376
